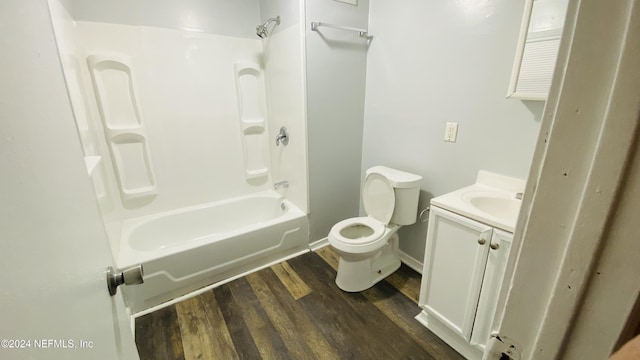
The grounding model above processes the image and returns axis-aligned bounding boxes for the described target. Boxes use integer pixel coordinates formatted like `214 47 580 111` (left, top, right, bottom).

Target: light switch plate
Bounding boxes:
444 122 458 142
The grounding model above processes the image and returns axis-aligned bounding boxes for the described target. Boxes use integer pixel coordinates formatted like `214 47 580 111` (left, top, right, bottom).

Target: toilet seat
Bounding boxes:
331 217 385 245
329 172 398 255
329 217 398 255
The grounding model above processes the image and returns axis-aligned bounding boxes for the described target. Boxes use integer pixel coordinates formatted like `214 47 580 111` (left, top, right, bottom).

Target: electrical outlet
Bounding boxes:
444 122 458 142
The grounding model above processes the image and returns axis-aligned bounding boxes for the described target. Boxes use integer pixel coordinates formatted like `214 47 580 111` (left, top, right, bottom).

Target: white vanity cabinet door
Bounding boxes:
419 206 493 341
470 229 513 350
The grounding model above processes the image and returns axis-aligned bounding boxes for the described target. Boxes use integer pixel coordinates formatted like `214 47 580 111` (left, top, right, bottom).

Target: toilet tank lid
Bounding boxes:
366 166 422 188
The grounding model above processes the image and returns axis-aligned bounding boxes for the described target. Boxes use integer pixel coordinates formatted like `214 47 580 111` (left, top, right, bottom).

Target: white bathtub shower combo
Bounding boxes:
48 0 310 313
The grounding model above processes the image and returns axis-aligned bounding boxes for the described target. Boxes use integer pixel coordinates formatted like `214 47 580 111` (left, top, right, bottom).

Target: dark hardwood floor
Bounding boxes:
135 247 464 360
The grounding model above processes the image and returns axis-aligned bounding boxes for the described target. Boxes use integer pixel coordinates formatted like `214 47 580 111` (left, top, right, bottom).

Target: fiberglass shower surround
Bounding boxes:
82 24 292 311
82 24 277 203
48 0 309 314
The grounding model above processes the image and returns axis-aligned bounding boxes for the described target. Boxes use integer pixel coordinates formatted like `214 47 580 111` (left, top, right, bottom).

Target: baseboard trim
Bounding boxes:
309 237 329 251
399 250 423 274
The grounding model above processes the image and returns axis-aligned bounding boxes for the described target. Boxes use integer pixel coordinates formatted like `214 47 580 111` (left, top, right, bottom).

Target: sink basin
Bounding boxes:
468 196 521 221
458 190 522 226
430 171 525 232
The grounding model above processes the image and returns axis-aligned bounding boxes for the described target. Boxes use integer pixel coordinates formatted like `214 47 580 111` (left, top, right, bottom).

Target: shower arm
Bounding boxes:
257 16 281 38
263 16 280 28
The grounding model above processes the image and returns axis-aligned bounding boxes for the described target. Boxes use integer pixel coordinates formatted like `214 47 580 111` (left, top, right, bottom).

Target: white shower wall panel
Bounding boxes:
263 23 309 213
48 0 127 257
69 0 261 39
74 21 268 219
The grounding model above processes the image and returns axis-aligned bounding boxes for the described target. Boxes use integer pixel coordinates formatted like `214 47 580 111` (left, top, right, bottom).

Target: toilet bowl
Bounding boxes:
328 166 422 292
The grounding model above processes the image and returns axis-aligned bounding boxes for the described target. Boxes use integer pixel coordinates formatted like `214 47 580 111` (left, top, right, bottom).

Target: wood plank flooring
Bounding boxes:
135 247 464 360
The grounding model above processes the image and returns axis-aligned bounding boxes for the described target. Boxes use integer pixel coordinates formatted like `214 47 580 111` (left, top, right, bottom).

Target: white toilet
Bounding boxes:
328 166 422 292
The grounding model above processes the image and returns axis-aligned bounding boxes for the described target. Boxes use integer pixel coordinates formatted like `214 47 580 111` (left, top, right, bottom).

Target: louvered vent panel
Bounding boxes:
515 37 561 96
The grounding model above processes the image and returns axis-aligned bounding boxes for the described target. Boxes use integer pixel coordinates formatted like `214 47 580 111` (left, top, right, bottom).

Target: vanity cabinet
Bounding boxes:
417 206 512 360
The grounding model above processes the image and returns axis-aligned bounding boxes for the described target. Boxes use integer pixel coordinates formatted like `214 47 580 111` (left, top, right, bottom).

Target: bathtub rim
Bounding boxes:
116 191 306 269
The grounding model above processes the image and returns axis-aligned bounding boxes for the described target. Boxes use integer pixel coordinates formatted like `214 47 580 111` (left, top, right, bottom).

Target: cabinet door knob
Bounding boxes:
490 242 500 250
478 238 486 245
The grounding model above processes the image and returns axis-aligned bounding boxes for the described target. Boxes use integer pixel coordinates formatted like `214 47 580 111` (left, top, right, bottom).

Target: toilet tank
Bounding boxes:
366 166 422 225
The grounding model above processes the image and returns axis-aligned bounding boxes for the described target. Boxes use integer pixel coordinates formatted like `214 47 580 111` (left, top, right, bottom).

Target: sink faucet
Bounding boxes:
515 192 523 200
274 180 289 190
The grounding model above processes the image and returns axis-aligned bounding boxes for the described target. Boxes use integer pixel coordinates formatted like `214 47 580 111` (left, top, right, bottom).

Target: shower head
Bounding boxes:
256 16 280 38
256 25 267 38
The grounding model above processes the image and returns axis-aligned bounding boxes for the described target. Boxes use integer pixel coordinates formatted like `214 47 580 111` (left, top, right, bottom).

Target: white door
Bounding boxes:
0 1 140 359
419 206 493 341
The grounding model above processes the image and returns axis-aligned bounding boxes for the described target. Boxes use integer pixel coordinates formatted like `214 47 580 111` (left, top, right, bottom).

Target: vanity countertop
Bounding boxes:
430 171 525 232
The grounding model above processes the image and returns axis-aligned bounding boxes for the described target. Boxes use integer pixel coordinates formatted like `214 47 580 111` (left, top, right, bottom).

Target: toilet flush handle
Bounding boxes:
418 207 430 222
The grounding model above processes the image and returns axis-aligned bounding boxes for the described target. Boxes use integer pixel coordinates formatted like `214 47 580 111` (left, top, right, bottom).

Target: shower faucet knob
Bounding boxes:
276 126 289 146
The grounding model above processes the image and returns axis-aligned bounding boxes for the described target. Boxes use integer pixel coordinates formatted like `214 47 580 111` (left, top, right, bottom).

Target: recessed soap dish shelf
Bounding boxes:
88 54 157 201
234 62 269 181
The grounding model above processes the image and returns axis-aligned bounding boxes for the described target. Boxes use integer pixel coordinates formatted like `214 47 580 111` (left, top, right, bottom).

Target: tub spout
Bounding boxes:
274 180 289 190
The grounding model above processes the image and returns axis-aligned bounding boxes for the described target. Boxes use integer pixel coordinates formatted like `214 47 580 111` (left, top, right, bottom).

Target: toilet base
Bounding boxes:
334 234 401 292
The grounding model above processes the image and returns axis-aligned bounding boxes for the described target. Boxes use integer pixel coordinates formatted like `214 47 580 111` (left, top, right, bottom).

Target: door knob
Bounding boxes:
477 238 486 245
107 265 144 296
490 242 500 250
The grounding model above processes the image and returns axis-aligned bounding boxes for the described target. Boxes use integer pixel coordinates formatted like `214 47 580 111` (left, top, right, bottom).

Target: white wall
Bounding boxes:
305 0 370 241
362 0 544 261
259 0 300 30
68 0 261 38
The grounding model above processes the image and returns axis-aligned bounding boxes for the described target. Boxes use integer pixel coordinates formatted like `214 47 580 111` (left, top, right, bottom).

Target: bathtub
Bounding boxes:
117 191 309 313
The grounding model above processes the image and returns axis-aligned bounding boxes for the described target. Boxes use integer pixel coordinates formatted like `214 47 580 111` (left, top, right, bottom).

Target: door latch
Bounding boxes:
484 334 521 360
106 265 144 296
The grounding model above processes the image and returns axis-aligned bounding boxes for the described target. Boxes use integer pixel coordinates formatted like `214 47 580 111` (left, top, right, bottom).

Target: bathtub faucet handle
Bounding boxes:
106 264 144 296
275 126 289 146
274 180 289 190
